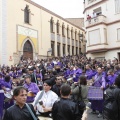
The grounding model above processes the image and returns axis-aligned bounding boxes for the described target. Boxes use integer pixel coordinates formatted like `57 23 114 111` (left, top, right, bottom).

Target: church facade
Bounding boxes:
0 0 85 65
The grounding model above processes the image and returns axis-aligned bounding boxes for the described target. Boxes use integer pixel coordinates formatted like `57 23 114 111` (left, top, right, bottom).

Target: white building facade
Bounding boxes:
84 0 120 60
0 0 85 66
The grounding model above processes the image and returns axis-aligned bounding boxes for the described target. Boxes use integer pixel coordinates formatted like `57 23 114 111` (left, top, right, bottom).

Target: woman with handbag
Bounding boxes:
71 75 88 119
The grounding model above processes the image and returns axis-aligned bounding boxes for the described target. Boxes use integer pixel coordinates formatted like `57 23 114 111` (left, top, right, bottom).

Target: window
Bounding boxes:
57 43 60 56
62 23 65 36
117 28 120 41
63 44 65 55
51 42 55 56
68 45 70 55
67 26 70 38
115 0 120 13
24 5 30 24
56 20 60 34
75 30 77 40
50 17 54 33
76 47 78 55
71 28 74 39
72 46 74 55
93 7 102 16
79 41 81 48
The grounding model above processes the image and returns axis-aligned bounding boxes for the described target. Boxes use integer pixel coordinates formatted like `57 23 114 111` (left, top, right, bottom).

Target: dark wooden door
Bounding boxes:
23 40 33 60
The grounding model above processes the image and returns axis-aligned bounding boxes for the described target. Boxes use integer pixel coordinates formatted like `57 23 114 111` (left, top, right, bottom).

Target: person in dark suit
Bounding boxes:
52 84 80 120
3 86 38 120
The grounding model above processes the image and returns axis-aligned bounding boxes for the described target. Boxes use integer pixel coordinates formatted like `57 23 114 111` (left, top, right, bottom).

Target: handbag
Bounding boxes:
77 85 86 110
26 103 38 120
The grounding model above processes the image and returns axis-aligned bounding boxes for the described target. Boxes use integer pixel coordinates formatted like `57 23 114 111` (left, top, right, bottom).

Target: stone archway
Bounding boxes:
23 40 33 60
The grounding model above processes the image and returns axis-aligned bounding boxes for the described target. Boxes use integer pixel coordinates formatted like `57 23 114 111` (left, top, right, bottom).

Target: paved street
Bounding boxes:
85 109 104 120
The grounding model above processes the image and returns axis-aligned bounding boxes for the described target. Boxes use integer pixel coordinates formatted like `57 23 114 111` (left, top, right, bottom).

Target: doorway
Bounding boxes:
23 40 33 60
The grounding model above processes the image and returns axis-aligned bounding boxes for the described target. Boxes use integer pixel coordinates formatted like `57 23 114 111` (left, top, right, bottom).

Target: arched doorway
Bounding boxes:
23 40 33 60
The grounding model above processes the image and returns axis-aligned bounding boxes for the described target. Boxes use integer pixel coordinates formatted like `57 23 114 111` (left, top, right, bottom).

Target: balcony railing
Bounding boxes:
57 35 60 42
86 15 106 27
67 38 70 45
62 37 66 44
51 33 55 41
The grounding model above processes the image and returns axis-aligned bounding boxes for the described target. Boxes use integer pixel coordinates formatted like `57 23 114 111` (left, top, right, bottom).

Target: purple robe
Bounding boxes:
115 70 120 75
23 82 39 103
1 80 12 89
1 80 14 109
36 73 43 80
57 61 62 68
73 68 82 82
64 69 70 79
17 70 22 77
85 69 93 80
91 73 106 112
0 83 4 118
107 74 117 86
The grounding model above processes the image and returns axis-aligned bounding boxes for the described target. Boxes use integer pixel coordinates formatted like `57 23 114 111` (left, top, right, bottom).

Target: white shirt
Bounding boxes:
33 90 58 113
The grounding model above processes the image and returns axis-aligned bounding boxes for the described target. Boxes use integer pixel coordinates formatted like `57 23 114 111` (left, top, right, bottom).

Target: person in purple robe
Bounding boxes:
17 67 23 77
90 67 106 118
69 66 75 77
1 75 14 110
64 67 70 79
73 65 82 82
85 64 93 80
0 81 4 119
107 69 118 86
46 63 53 74
23 75 39 103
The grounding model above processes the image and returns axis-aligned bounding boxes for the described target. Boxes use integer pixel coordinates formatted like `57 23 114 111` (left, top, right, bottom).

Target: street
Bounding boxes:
87 109 104 120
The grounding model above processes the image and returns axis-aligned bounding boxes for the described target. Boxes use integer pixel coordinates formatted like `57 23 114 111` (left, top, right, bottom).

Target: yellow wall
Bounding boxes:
18 34 37 52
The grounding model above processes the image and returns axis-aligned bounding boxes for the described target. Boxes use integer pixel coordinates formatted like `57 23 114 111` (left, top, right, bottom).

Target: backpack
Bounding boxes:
103 86 120 120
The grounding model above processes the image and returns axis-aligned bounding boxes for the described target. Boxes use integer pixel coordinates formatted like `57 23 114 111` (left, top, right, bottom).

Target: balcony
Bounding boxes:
57 35 61 42
86 15 106 27
51 33 55 41
67 38 70 45
62 37 66 44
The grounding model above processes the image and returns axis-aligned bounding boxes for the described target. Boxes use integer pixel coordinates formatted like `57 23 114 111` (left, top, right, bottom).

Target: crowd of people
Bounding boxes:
0 54 120 120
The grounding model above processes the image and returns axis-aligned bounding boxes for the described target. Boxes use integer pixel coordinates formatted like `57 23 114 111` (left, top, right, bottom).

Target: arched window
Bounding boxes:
24 5 30 23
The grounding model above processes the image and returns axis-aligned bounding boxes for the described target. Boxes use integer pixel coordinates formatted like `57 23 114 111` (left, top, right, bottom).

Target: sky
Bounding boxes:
32 0 84 18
